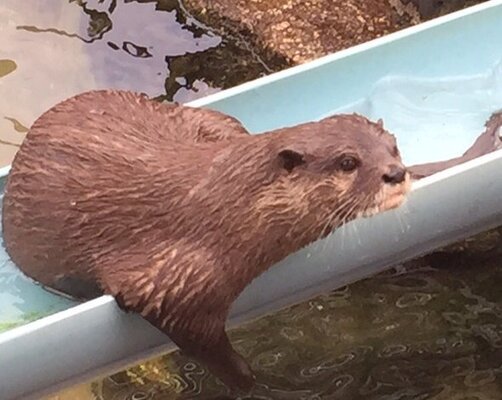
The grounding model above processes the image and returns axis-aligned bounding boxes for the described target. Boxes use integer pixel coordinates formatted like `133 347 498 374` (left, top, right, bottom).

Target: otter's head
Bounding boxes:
263 113 410 237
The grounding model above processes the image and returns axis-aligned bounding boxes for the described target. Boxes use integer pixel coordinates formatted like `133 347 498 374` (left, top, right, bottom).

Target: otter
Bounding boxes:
1 90 411 391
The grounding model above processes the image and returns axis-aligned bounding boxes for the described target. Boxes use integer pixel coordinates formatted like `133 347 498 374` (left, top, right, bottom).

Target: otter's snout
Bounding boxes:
382 165 407 185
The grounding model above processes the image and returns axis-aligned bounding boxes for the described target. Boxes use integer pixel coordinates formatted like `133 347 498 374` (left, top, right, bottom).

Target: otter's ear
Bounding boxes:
278 149 305 173
377 118 384 128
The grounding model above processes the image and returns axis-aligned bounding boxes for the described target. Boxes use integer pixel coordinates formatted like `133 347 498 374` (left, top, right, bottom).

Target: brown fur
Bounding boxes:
2 90 411 391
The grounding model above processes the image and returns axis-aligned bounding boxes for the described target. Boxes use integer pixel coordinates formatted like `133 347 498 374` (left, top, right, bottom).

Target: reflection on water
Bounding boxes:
0 0 287 167
0 59 17 78
47 228 502 400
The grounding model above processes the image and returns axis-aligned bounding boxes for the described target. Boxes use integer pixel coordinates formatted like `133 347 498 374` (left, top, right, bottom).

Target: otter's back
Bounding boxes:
1 90 220 287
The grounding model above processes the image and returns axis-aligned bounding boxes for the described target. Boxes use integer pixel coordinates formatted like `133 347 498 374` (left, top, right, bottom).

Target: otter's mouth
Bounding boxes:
359 172 411 219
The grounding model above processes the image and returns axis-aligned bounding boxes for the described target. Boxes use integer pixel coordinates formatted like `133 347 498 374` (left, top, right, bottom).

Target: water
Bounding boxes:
0 1 501 399
0 0 282 165
50 228 502 400
324 59 502 166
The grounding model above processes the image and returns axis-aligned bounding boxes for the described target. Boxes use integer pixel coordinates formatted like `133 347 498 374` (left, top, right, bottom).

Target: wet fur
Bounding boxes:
3 90 415 391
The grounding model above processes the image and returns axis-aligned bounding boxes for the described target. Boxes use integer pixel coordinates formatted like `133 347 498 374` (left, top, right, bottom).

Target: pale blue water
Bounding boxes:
324 58 502 166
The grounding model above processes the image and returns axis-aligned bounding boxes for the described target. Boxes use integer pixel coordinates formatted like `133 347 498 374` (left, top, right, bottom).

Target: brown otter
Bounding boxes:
1 89 410 391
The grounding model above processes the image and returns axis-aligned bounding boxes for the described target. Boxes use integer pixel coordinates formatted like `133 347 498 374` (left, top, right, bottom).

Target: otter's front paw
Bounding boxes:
466 111 502 158
211 347 256 393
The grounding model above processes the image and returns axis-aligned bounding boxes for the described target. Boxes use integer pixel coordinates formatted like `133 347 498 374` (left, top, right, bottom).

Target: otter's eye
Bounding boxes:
338 155 360 172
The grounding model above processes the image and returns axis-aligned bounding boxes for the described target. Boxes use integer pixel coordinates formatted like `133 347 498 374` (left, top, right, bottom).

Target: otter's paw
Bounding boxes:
471 111 502 157
208 346 256 393
165 324 256 393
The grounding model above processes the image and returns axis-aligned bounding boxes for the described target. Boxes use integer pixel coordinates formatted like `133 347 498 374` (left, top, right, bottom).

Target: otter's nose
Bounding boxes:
383 165 407 184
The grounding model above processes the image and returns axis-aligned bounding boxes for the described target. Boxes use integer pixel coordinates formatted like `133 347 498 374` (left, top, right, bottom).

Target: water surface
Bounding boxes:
49 228 502 400
0 1 500 399
0 0 281 166
326 58 502 166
